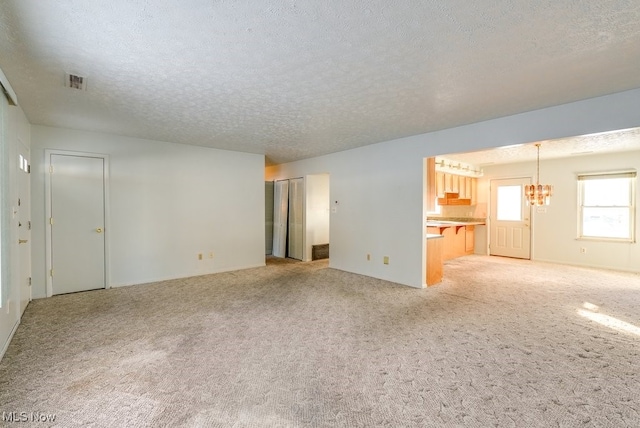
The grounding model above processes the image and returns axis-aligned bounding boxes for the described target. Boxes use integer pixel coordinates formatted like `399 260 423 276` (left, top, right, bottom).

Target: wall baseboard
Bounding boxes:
533 258 640 274
0 318 20 363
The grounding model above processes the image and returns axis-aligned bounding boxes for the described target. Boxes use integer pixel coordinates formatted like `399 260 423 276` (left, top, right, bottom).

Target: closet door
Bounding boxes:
288 178 304 260
272 180 289 258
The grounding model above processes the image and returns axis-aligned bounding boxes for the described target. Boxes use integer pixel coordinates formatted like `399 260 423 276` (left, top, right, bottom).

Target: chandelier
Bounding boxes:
524 143 553 206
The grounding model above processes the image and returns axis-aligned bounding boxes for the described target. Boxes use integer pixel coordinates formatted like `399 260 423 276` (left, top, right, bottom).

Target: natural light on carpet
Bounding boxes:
578 302 640 337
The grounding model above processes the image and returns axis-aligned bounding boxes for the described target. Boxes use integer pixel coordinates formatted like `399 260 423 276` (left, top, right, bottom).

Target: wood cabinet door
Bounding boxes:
426 158 436 212
453 226 466 258
451 174 459 193
436 172 445 197
426 238 443 286
470 177 477 204
441 227 456 260
459 176 467 199
465 225 475 254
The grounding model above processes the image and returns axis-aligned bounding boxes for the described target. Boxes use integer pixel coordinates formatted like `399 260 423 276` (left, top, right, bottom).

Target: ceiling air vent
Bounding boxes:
64 73 87 90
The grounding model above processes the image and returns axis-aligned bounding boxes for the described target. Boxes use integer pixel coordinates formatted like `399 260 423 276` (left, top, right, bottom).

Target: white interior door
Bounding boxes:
50 154 106 294
0 92 19 355
490 178 531 259
17 143 31 314
288 178 304 260
272 180 289 258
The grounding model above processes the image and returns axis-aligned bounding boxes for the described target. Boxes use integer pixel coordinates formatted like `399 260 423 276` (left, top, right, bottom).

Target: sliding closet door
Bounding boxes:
272 180 289 258
288 178 304 260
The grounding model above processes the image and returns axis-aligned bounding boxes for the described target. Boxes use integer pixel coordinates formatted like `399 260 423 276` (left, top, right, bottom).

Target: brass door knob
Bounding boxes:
96 228 103 233
18 239 28 244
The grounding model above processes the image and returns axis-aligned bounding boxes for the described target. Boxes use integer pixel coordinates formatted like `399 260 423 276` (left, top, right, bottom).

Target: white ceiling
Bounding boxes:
1 1 640 165
443 126 640 166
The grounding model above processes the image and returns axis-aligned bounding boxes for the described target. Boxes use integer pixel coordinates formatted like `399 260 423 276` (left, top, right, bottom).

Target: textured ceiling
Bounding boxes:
1 1 640 165
444 127 640 166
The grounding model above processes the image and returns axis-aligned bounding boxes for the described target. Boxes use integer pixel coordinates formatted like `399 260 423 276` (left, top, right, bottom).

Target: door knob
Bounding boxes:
96 228 103 233
18 239 28 244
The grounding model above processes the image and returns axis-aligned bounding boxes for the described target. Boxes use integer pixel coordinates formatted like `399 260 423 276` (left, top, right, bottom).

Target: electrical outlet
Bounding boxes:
198 253 203 260
383 256 389 265
580 247 587 254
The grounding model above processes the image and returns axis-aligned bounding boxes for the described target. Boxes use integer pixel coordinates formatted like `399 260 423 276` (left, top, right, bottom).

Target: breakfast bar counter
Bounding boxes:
426 233 444 286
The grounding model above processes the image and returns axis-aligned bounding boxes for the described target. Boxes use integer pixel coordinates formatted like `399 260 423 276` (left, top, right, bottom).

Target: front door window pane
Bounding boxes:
497 185 522 221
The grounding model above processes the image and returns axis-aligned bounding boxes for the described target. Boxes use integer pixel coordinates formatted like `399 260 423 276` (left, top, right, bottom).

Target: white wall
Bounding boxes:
478 150 640 272
30 126 265 298
305 174 330 261
267 88 640 288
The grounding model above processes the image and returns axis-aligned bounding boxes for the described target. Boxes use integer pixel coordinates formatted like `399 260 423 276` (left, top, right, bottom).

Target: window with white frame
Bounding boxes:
578 171 636 241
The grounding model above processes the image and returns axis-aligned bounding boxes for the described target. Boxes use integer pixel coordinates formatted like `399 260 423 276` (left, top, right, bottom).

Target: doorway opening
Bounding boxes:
17 142 31 313
45 150 110 296
489 177 532 259
266 173 330 262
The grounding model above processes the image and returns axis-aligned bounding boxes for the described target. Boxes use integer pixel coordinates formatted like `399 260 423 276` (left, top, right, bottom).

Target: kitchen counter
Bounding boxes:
426 220 484 260
426 220 485 227
426 233 444 239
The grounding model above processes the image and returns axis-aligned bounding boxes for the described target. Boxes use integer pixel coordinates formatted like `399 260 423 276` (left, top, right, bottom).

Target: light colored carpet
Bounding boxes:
1 255 639 427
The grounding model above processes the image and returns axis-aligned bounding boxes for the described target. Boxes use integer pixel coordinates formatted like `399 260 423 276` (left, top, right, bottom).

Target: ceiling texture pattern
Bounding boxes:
1 1 640 165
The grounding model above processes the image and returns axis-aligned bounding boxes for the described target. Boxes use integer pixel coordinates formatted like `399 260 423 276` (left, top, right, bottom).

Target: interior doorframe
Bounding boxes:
488 176 533 259
17 139 31 312
44 150 111 297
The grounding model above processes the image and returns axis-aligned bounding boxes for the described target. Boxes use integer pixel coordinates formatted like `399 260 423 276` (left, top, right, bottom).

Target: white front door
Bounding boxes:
490 178 531 259
17 143 31 314
50 154 106 294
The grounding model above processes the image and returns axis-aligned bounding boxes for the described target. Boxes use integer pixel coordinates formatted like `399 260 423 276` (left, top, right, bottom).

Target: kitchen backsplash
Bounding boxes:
429 203 487 219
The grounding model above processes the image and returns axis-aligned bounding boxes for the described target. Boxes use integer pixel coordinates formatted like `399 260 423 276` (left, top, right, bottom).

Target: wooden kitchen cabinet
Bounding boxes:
450 174 459 193
426 236 443 286
428 224 476 259
465 225 475 254
435 171 445 197
441 227 456 260
459 176 467 199
436 172 456 196
453 226 466 258
457 176 477 201
469 177 477 204
434 225 466 260
435 172 477 203
426 157 437 212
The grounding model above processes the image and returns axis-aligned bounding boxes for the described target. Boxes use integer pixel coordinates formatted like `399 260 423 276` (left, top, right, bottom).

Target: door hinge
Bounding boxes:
28 221 31 230
28 277 32 286
50 217 54 225
27 164 31 173
50 165 53 174
50 269 54 277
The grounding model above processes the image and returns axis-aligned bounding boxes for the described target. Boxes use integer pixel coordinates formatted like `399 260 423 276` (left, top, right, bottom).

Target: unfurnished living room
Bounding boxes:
1 1 639 427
